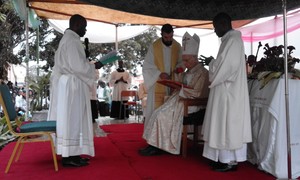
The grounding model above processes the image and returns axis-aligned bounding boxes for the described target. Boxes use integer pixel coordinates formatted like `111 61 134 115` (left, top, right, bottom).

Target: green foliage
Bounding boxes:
39 27 62 72
0 1 53 80
1 0 158 98
87 26 158 79
0 116 17 150
0 0 21 79
28 72 51 111
249 43 300 79
119 27 158 77
248 43 300 88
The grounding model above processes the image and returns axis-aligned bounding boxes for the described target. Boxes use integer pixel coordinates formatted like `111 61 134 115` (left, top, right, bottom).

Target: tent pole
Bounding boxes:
115 24 118 51
250 32 253 55
282 0 292 179
25 4 30 121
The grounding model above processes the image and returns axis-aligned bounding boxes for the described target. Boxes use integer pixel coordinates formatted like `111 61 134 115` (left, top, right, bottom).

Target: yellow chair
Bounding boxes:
180 97 208 158
0 84 58 173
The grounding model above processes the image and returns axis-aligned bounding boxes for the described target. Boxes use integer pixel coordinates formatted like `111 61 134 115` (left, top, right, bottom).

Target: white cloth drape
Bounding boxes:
247 78 300 179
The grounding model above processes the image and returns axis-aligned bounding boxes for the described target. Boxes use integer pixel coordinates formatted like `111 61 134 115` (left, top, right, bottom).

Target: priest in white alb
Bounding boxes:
139 32 209 156
48 14 103 167
201 12 252 172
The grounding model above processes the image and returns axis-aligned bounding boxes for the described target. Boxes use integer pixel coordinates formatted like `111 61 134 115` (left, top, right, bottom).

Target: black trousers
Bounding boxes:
90 100 98 123
98 101 110 117
110 101 129 119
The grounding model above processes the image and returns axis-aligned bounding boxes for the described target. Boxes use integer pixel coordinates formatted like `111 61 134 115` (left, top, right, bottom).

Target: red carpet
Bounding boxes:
0 123 275 180
101 123 275 180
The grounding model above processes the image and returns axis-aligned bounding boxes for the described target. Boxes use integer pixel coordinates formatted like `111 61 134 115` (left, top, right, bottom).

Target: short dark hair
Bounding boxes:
69 14 86 28
213 12 232 25
161 24 173 33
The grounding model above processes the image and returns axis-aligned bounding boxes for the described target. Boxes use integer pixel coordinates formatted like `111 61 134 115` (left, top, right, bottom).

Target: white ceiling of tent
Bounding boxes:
48 20 151 43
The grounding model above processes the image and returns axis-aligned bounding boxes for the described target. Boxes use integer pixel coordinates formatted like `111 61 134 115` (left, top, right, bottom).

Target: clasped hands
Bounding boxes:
115 76 127 84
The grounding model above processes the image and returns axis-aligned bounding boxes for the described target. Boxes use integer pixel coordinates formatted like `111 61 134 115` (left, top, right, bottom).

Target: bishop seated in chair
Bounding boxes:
139 32 209 156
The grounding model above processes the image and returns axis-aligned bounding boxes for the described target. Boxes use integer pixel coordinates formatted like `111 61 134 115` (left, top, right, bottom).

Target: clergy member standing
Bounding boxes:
201 12 252 172
48 14 103 167
109 60 131 119
140 32 209 156
142 24 182 130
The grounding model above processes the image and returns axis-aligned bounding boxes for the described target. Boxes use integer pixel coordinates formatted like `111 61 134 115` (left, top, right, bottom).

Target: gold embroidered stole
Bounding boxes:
153 38 180 108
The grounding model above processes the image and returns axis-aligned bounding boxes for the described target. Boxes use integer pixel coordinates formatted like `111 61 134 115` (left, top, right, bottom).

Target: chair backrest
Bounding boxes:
0 84 18 133
121 90 138 101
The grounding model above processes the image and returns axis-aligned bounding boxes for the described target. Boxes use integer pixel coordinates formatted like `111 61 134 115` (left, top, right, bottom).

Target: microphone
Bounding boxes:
84 37 90 58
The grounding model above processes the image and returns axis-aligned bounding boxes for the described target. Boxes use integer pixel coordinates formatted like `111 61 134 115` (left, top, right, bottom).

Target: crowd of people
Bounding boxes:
0 81 35 118
42 12 252 172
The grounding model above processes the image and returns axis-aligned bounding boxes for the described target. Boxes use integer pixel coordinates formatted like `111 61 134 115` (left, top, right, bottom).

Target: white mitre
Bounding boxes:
182 32 200 55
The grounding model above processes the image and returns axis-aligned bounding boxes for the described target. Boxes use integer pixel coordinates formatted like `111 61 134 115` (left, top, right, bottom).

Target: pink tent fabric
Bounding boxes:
239 10 300 42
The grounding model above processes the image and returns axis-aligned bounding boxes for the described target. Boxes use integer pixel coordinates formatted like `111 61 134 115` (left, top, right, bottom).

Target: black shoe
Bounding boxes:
213 163 238 172
73 155 90 164
138 145 153 154
210 161 221 168
62 157 89 167
80 156 90 163
138 145 163 156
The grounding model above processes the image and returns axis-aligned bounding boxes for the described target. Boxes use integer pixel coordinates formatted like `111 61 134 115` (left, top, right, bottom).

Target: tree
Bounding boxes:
41 25 158 80
0 0 24 80
94 26 158 80
1 0 158 87
118 27 158 77
0 1 52 81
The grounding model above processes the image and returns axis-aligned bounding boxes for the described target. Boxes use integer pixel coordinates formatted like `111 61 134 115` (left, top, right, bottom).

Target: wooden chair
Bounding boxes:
0 84 58 173
180 97 208 158
119 90 140 121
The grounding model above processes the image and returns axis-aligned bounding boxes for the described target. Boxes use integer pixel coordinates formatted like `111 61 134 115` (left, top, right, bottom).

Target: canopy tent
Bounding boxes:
16 1 300 179
239 9 300 42
45 9 300 61
48 20 150 44
78 0 300 21
27 0 255 29
26 0 300 28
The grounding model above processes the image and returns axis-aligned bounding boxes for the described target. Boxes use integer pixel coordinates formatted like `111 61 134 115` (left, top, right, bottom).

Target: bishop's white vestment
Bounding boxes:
143 63 209 154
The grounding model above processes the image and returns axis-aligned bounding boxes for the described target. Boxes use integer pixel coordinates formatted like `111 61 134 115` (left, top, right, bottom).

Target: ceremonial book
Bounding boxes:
98 50 120 65
157 79 192 89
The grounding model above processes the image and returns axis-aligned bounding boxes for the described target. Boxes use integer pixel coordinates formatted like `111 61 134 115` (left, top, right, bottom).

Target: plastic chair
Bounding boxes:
180 97 208 158
0 84 58 173
119 90 140 121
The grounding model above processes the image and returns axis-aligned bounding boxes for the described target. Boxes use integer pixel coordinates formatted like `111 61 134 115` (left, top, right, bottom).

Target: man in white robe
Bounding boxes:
15 90 26 114
48 14 103 167
142 24 182 130
109 60 131 119
201 12 252 172
140 32 209 155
